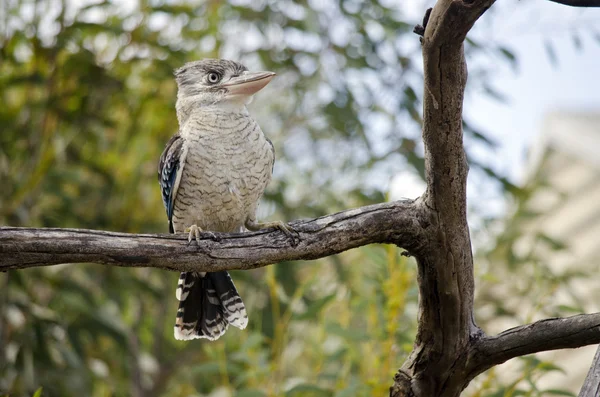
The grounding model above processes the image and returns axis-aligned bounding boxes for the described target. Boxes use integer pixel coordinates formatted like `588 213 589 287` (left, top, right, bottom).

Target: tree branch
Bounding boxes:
390 1 494 396
471 314 600 373
0 200 425 272
547 0 600 7
579 344 600 397
390 0 600 394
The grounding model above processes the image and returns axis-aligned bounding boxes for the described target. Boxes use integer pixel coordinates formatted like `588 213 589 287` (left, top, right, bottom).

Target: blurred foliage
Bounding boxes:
469 151 592 397
470 356 577 397
0 0 594 396
477 154 587 326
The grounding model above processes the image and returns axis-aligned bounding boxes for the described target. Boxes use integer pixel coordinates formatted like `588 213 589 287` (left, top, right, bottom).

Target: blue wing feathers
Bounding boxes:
158 133 183 234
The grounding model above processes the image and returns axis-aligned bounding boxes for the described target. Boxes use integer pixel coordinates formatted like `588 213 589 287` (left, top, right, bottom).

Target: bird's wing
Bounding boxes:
266 137 275 174
158 133 186 233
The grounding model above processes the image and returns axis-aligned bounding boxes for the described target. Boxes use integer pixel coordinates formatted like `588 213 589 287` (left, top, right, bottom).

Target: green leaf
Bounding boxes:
512 391 529 396
236 390 268 397
542 390 576 397
325 323 369 342
296 293 337 320
536 361 566 374
189 362 222 376
477 165 524 197
556 304 583 314
32 388 43 397
537 233 568 251
466 36 482 48
572 33 583 51
544 40 558 67
498 46 518 70
240 332 266 351
483 83 509 104
286 384 333 397
463 119 498 148
190 361 243 377
332 380 366 397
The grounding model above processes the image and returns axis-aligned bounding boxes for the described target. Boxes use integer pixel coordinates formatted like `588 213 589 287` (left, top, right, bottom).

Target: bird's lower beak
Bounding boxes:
222 71 276 97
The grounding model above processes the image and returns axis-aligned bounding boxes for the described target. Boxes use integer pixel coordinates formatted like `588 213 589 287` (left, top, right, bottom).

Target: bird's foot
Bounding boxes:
184 225 221 245
185 224 202 245
245 219 299 247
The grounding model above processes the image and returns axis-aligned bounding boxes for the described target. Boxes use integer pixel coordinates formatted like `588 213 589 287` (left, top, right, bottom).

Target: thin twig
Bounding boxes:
547 0 600 7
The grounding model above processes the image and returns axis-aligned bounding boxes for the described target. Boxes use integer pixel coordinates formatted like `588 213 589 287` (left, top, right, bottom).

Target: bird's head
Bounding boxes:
174 59 275 110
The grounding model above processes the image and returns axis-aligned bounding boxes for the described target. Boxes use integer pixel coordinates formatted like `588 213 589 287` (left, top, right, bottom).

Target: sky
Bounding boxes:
465 0 600 183
392 0 600 219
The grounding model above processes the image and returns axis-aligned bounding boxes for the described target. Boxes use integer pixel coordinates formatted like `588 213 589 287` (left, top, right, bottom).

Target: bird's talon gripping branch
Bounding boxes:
245 219 299 247
185 224 202 244
184 225 221 244
206 231 222 242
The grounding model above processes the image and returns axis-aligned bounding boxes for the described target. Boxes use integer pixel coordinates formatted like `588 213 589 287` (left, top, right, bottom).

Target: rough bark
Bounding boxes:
579 344 600 397
474 314 600 369
0 200 425 272
390 1 494 395
391 314 600 395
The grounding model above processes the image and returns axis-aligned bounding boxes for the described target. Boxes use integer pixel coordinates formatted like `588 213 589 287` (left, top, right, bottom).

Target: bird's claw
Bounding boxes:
204 231 222 242
245 219 299 247
270 221 299 247
184 224 221 245
185 224 202 245
279 221 296 239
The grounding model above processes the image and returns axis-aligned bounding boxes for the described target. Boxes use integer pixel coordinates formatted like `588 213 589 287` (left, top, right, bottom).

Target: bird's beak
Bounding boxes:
222 71 276 97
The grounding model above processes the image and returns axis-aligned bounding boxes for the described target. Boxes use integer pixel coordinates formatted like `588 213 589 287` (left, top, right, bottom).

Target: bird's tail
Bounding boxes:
174 271 248 341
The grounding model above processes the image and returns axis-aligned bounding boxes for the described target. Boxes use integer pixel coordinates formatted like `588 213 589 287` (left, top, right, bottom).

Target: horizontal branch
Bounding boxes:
0 200 426 273
471 313 600 372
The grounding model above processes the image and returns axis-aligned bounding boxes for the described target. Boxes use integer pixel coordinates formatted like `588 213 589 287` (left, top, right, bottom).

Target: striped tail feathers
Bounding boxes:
174 271 248 341
174 273 228 341
176 271 196 301
207 272 248 330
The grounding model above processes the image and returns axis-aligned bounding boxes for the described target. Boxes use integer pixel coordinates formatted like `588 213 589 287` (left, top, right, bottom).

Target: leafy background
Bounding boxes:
0 0 597 396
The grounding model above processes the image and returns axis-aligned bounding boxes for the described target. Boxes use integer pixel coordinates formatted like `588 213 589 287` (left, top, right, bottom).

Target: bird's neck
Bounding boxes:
176 96 249 126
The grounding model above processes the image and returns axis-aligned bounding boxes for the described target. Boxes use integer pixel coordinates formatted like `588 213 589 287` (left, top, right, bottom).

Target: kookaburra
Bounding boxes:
158 59 292 340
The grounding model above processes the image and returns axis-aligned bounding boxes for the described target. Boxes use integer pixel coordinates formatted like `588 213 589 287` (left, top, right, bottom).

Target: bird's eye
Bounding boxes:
207 72 221 84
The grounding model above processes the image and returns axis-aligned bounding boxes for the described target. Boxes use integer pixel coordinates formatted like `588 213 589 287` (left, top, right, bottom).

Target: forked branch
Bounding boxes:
390 0 600 395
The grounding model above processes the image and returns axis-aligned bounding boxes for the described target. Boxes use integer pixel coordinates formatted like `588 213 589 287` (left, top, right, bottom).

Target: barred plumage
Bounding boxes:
158 59 279 341
174 272 248 341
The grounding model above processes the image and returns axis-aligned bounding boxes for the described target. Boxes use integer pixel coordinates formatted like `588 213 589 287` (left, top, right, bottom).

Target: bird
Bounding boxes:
158 59 293 341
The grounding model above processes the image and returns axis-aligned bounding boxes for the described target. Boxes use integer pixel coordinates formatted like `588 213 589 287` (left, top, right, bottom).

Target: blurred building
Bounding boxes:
515 111 600 392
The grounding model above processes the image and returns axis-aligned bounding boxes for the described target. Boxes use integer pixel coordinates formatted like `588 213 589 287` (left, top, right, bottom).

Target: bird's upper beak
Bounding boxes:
222 71 276 97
